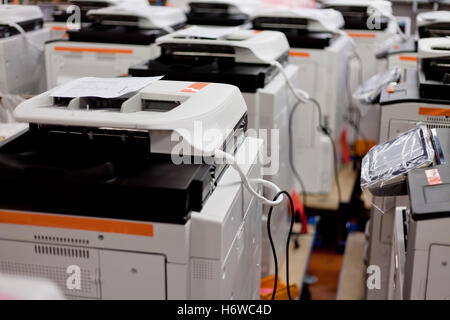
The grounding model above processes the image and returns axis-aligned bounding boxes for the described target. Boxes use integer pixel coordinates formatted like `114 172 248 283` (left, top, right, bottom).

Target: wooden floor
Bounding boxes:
305 249 343 300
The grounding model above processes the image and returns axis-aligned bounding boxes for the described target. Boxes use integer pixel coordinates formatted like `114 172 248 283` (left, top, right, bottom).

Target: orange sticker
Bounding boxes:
425 169 443 185
418 107 450 117
288 51 310 58
181 82 209 93
347 32 376 39
0 210 154 237
54 46 134 54
399 55 417 62
51 26 69 31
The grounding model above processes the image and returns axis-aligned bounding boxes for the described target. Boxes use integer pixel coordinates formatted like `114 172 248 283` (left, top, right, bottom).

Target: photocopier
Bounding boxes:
45 4 186 88
381 11 450 78
365 37 450 299
0 77 270 300
362 125 450 300
0 5 50 95
186 0 261 28
319 0 402 144
45 0 123 40
320 0 400 81
129 27 299 277
252 7 355 194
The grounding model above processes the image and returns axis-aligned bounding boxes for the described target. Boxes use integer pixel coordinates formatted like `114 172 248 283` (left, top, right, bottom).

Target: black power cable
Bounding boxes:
267 190 295 300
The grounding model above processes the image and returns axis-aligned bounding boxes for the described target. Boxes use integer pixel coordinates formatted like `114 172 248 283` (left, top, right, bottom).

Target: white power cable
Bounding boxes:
214 149 283 206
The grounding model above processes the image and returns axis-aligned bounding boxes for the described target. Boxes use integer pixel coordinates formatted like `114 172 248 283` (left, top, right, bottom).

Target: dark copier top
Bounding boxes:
380 67 450 105
320 4 389 30
251 17 336 49
0 17 43 39
187 2 249 26
0 125 215 225
129 44 286 93
407 128 450 220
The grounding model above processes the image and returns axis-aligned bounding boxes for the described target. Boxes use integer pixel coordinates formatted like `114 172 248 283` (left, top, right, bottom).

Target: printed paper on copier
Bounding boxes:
50 76 163 99
175 26 240 39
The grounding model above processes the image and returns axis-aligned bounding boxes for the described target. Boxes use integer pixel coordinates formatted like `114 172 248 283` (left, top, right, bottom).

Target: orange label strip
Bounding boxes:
399 55 417 62
0 210 153 237
347 32 376 39
418 107 450 117
54 46 134 54
51 26 69 31
289 51 310 58
181 82 209 93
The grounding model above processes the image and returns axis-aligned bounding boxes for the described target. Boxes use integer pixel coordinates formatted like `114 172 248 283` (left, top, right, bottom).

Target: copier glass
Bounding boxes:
186 0 261 28
366 38 450 299
45 4 186 88
320 0 401 143
0 79 266 300
45 0 122 40
129 28 299 277
0 5 50 94
252 8 354 194
362 127 450 300
382 11 450 79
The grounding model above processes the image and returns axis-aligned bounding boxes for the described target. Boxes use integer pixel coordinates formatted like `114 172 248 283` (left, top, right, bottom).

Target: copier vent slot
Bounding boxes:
34 245 91 259
192 259 214 280
34 234 90 245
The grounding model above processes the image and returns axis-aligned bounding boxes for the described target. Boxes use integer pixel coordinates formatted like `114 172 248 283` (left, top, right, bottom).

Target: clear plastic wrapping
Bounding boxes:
353 67 401 107
361 125 435 196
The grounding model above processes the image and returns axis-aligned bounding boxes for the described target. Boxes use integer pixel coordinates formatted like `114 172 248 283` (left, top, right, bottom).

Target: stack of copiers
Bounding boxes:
0 5 50 95
362 125 450 300
0 77 272 300
251 7 354 194
381 10 450 77
45 3 186 88
186 0 261 28
365 37 450 299
320 0 403 145
129 26 299 277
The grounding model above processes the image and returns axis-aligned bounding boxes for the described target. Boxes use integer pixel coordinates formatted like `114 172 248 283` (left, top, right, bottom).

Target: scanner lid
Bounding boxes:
87 3 187 29
417 10 450 27
156 27 289 64
188 0 262 16
13 78 247 156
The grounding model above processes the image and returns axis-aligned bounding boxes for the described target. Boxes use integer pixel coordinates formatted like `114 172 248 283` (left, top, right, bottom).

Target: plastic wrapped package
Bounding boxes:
352 67 401 115
375 34 404 59
361 125 435 196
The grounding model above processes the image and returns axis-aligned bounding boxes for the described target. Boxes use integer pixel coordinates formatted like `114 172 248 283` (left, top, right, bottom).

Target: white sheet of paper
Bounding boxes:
0 123 29 147
50 76 163 99
175 26 240 39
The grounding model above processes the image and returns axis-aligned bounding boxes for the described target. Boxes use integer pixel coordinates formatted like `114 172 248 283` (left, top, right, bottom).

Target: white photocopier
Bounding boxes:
252 8 355 194
45 4 186 88
365 37 450 299
320 0 402 144
362 126 450 300
0 77 275 300
379 11 450 78
0 5 50 95
186 0 262 28
128 27 299 277
320 0 400 81
45 0 123 40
